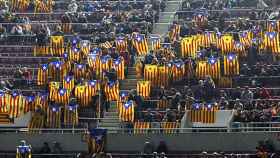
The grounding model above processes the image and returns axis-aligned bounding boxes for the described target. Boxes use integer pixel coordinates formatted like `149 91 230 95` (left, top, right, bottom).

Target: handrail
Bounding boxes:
0 128 88 133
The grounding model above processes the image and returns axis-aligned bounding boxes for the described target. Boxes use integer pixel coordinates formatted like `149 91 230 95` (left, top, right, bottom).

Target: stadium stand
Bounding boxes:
1 0 280 157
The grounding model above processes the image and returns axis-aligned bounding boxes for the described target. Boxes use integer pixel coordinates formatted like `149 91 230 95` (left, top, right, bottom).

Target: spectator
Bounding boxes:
143 141 155 155
156 140 168 154
40 142 51 158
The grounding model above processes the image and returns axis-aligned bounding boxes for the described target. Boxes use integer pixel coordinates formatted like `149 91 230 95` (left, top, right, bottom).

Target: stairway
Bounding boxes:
98 67 138 133
153 0 182 35
0 113 11 124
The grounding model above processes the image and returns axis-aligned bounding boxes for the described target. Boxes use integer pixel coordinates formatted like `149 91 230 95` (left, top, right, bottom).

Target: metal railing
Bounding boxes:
0 128 88 134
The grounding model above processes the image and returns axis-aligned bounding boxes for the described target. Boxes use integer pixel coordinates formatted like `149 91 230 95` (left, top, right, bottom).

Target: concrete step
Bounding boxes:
104 112 119 117
98 122 120 128
126 74 137 79
100 118 120 123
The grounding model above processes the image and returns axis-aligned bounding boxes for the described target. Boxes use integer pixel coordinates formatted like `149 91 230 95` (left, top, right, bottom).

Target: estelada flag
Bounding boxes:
46 104 61 128
50 36 64 56
111 56 125 80
239 31 253 47
207 57 221 79
115 36 128 52
104 80 119 101
88 128 107 153
131 32 148 55
223 53 240 76
263 31 280 54
181 36 198 58
64 104 79 127
63 75 75 90
234 41 246 57
0 91 9 113
137 81 151 99
118 100 134 122
37 64 49 86
11 0 30 12
144 64 158 86
80 40 91 56
150 36 161 51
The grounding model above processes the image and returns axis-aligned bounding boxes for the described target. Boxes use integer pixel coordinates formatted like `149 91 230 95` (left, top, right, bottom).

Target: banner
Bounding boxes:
263 32 280 54
118 100 134 122
188 103 217 124
68 47 82 62
104 80 119 101
34 0 53 13
195 61 207 79
0 91 9 113
233 41 246 57
8 92 26 118
64 104 79 127
193 12 208 28
218 34 234 54
131 33 148 55
144 65 158 86
172 61 185 82
50 36 64 56
87 52 101 71
115 36 127 52
37 64 49 86
157 65 170 87
11 0 30 12
46 104 61 128
136 81 151 99
223 54 240 76
63 75 75 90
169 24 181 43
74 63 86 80
181 36 198 58
239 31 253 47
267 21 280 32
207 57 221 79
74 82 99 107
151 36 161 51
134 122 150 134
80 40 91 56
88 128 107 153
16 144 32 158
24 95 36 113
112 56 125 80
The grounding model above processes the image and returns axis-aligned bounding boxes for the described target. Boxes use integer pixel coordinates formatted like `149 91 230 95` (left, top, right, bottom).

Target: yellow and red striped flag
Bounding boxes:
144 65 158 87
150 36 161 51
46 104 61 128
50 36 64 56
111 56 125 80
207 57 221 79
136 81 151 99
181 36 198 58
64 104 79 127
169 24 181 43
223 53 240 76
115 36 128 52
263 31 280 54
134 122 150 134
218 34 234 54
37 64 49 86
234 41 246 57
131 32 148 55
239 31 253 47
118 100 134 122
0 91 9 113
63 75 75 90
74 63 86 80
104 80 119 101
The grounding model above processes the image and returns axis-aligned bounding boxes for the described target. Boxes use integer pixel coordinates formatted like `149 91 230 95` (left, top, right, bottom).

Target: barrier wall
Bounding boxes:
0 133 88 152
106 132 280 152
